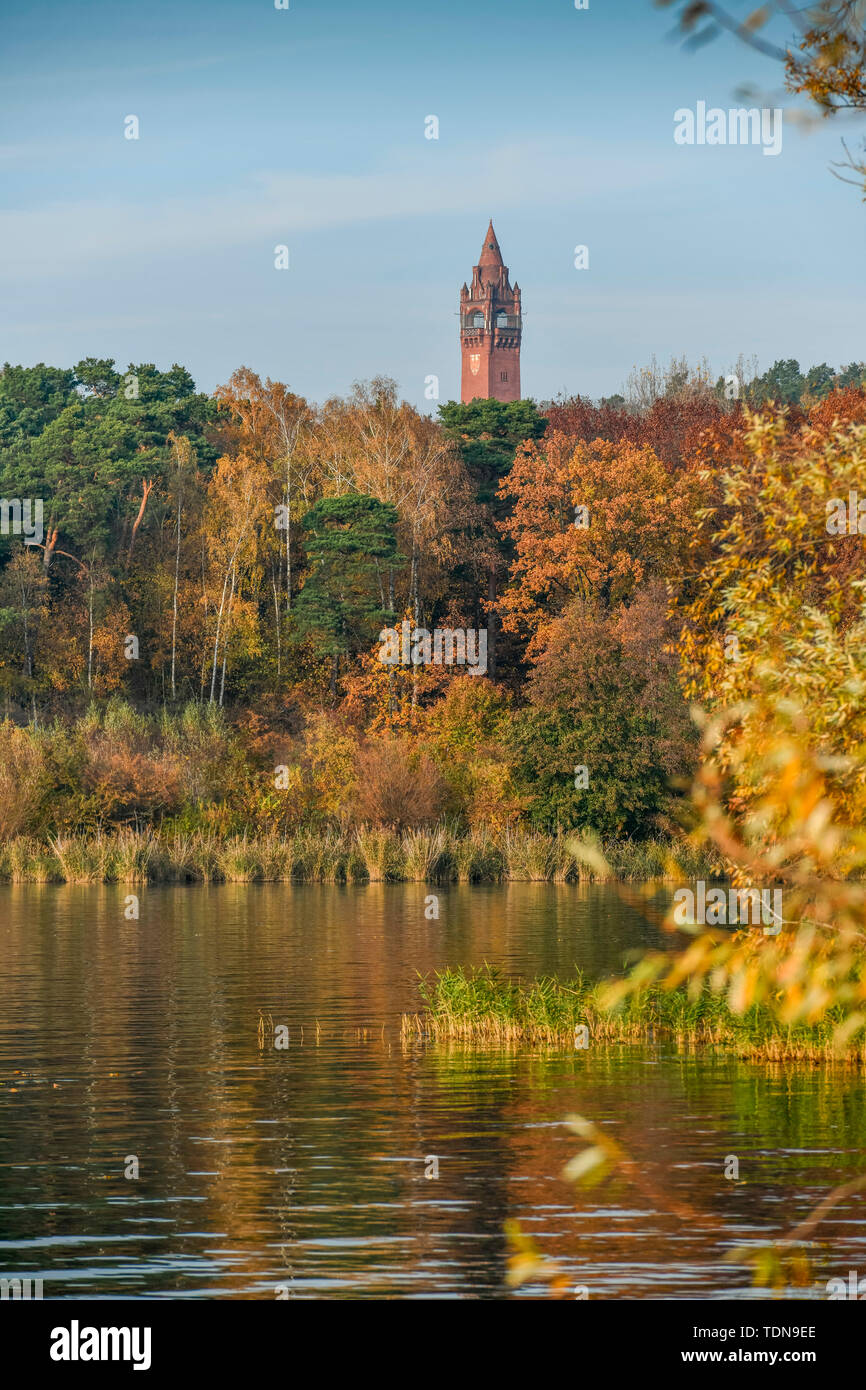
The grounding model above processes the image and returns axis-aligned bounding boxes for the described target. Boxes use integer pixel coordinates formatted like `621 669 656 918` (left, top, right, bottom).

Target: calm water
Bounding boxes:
1 883 864 1300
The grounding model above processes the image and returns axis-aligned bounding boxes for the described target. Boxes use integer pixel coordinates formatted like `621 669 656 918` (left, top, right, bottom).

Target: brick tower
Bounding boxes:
459 221 522 403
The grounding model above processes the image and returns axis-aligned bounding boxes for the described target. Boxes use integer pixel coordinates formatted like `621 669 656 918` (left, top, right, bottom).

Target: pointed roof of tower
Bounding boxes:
478 220 503 270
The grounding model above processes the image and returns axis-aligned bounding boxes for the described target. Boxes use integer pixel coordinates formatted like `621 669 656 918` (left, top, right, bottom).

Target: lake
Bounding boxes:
1 883 864 1299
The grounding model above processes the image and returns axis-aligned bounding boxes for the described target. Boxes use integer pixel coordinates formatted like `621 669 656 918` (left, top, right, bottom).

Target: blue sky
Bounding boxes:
1 0 863 408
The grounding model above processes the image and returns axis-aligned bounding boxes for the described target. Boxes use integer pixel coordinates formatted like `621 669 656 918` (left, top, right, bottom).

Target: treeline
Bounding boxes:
595 355 866 413
1 355 864 840
746 358 866 404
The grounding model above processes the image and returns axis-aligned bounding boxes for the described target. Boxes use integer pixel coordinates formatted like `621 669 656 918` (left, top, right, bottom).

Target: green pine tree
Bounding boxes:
294 493 403 688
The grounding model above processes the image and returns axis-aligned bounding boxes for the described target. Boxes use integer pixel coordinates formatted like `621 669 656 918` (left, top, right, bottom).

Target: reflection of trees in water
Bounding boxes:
505 1051 866 1297
406 1048 519 1296
3 883 866 1297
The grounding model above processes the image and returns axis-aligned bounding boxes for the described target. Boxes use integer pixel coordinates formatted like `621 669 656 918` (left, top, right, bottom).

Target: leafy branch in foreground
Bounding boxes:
661 0 866 115
507 1113 866 1295
658 1 866 189
575 702 866 1052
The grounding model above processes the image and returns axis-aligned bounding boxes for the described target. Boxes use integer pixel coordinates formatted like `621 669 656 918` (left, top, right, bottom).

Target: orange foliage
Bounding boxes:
340 609 480 733
545 393 726 470
81 746 183 821
354 737 447 829
497 432 698 657
786 22 866 114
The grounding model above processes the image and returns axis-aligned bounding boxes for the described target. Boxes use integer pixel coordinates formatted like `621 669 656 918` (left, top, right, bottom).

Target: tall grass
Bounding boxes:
503 828 555 880
353 827 404 881
402 827 452 881
402 965 866 1064
0 827 722 885
455 828 504 882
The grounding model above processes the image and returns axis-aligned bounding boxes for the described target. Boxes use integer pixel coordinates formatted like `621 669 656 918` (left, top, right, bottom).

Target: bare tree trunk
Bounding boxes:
285 456 292 614
170 490 182 701
209 569 231 704
271 564 281 683
20 575 38 727
219 566 236 706
127 478 154 565
42 529 58 571
410 541 419 625
200 535 209 700
208 528 248 703
410 543 418 714
20 578 32 681
87 572 94 692
487 570 497 681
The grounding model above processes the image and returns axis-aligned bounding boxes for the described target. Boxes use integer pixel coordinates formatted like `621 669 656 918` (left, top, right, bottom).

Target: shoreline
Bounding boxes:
0 828 721 885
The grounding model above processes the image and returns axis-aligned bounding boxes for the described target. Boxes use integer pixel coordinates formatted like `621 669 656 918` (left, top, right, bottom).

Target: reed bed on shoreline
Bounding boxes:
0 827 719 885
401 965 866 1065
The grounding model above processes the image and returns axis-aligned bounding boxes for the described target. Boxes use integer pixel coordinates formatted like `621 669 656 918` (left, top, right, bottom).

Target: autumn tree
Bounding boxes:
214 369 315 655
545 390 730 471
512 589 693 836
315 380 479 700
675 409 866 826
203 450 271 705
497 432 699 660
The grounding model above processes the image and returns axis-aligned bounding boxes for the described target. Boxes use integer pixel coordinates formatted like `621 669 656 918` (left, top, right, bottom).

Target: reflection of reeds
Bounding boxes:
402 964 866 1063
256 1010 275 1049
0 828 720 884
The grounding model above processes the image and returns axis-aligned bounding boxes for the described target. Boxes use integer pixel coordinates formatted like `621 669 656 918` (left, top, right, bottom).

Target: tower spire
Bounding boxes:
478 220 503 270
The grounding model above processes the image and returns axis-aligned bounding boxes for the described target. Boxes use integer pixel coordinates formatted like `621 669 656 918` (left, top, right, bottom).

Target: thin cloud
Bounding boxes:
0 140 671 281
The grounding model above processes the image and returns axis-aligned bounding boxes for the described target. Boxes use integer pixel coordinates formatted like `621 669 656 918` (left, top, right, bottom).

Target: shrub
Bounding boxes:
512 595 692 838
353 737 446 829
304 712 359 821
422 680 522 827
78 700 184 824
0 720 47 837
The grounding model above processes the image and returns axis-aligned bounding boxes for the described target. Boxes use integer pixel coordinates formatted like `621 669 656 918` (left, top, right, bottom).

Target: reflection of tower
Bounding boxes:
459 221 522 403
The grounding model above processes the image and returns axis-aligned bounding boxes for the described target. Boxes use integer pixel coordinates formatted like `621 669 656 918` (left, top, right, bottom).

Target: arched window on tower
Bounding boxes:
496 312 518 330
464 311 485 330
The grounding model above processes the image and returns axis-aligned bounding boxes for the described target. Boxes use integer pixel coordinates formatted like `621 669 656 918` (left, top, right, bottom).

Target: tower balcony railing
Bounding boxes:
462 320 521 335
